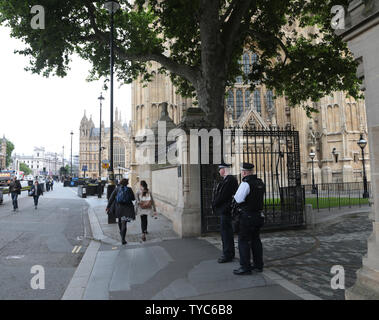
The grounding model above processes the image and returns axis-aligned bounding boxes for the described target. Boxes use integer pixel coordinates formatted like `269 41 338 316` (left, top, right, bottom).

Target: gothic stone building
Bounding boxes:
79 109 132 179
130 54 370 192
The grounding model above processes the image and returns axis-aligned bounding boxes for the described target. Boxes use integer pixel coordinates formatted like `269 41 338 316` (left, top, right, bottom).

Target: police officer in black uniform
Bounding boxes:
233 163 265 275
212 163 238 263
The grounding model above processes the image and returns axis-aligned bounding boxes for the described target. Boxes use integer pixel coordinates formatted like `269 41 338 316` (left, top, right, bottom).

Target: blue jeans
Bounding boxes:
33 196 39 207
11 193 18 210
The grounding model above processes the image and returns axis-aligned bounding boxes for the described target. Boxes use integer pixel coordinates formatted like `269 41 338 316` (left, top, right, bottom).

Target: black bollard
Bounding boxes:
97 182 102 199
107 184 116 224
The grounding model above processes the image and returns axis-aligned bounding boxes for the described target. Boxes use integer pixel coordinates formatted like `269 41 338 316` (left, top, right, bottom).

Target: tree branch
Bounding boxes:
84 1 199 85
222 0 254 62
116 48 200 84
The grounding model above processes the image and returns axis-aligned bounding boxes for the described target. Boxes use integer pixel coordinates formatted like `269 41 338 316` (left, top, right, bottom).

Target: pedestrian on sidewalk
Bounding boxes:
9 176 21 212
50 179 54 191
136 180 157 242
212 163 238 263
29 180 44 210
106 178 136 245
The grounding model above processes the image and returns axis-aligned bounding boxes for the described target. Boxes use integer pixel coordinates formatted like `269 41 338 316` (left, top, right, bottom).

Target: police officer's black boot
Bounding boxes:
233 267 252 275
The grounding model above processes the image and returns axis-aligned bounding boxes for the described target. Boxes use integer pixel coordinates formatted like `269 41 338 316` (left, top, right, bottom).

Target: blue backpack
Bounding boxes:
116 186 131 204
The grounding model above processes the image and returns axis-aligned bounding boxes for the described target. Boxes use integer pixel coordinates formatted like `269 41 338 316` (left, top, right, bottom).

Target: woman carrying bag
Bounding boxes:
106 178 135 245
136 180 157 242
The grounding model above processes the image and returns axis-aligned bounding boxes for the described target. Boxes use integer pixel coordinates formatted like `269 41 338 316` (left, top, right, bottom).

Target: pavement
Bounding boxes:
63 190 331 301
0 183 90 299
65 189 373 300
204 206 372 300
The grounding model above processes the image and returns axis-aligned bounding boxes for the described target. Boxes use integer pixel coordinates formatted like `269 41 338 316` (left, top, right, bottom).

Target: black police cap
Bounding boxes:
218 163 231 169
240 162 254 171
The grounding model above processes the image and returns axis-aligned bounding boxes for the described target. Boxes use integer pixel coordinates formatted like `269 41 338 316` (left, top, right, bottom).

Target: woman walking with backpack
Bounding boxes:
106 179 135 245
136 180 157 242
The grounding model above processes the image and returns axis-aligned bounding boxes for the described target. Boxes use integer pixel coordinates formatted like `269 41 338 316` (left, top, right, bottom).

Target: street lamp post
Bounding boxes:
309 150 316 194
98 93 105 178
70 131 73 177
104 1 120 224
358 134 369 199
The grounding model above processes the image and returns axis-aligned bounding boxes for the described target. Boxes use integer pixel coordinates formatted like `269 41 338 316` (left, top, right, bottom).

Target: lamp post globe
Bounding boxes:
104 1 120 14
357 134 369 199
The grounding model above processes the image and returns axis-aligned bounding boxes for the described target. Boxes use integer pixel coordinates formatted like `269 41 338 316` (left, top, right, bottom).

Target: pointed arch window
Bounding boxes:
227 90 234 109
254 90 261 114
252 53 258 65
266 90 274 110
245 90 251 109
236 90 243 118
243 53 250 75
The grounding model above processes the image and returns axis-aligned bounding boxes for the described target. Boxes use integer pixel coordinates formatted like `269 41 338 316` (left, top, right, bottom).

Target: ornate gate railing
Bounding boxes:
200 126 304 233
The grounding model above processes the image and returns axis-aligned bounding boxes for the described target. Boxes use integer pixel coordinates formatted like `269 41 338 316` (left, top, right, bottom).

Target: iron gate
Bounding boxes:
200 126 304 233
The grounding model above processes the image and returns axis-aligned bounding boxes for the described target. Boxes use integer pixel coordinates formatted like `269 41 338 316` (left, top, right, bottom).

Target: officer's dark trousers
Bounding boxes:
238 213 264 270
220 214 235 259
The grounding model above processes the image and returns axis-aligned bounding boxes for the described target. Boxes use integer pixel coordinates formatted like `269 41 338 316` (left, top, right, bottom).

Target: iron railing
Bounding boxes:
200 126 304 233
303 182 372 211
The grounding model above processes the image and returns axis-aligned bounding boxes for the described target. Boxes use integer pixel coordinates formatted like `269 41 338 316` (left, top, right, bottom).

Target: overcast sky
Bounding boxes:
0 26 132 158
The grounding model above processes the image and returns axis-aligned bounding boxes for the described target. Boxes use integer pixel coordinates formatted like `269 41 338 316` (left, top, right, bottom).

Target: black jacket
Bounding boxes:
30 184 44 197
212 175 238 216
107 186 136 219
9 180 22 194
238 175 265 214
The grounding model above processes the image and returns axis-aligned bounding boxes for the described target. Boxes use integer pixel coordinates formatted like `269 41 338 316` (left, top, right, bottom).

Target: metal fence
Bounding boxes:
200 126 304 233
303 182 372 211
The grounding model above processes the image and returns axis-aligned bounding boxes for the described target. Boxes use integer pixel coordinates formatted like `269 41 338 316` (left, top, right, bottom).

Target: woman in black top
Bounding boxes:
106 179 135 245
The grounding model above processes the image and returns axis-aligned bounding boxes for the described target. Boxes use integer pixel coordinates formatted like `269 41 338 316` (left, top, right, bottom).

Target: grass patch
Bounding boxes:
305 197 369 209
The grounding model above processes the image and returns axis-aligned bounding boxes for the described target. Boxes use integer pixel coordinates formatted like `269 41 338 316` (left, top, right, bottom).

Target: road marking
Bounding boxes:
112 247 118 250
5 255 25 260
72 246 82 254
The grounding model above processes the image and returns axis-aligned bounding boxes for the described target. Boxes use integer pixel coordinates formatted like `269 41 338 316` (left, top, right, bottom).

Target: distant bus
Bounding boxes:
0 171 12 186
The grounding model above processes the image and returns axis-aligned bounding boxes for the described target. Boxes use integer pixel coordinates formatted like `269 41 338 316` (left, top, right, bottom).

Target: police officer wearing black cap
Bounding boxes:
233 162 265 275
212 163 238 263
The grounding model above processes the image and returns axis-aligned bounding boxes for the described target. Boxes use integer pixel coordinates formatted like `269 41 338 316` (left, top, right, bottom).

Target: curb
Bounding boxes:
87 203 120 246
262 270 322 300
201 236 322 301
61 240 101 300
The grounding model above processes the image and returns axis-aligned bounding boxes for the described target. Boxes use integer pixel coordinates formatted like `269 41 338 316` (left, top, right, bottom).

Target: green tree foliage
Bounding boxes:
6 140 14 167
59 165 70 176
19 162 32 175
0 0 360 127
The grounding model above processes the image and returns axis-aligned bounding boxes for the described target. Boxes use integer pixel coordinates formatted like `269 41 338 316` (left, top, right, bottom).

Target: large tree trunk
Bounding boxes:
196 77 226 130
197 0 227 131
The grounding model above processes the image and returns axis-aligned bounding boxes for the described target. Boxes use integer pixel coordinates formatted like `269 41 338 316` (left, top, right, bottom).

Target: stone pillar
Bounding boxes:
321 166 332 184
342 164 354 183
337 0 379 299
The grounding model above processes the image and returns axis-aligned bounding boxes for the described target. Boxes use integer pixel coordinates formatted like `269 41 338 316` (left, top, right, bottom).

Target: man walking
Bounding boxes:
30 180 43 210
9 176 21 212
233 163 265 275
212 164 238 263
